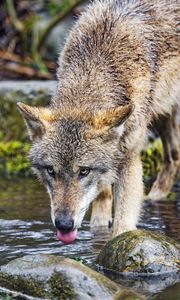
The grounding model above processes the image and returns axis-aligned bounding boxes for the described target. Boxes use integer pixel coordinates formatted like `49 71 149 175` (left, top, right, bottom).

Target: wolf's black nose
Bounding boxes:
55 217 74 232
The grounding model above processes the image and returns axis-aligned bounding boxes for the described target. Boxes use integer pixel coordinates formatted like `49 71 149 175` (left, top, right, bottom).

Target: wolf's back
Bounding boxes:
55 0 179 115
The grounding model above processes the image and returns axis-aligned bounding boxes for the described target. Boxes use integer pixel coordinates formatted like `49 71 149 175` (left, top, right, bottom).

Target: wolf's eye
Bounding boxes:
46 167 55 178
79 167 91 178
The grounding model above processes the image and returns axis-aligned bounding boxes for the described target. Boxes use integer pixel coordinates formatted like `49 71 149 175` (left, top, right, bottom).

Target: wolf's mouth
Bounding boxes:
56 228 77 244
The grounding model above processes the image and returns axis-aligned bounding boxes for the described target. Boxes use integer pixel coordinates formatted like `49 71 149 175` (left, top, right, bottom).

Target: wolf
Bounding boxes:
18 0 180 243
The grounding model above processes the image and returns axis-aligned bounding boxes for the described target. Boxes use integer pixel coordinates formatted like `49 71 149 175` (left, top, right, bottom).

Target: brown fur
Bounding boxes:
18 0 180 238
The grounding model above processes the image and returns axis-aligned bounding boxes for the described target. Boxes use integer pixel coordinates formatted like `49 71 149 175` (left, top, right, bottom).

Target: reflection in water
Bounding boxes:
98 269 180 299
0 178 179 299
0 178 110 266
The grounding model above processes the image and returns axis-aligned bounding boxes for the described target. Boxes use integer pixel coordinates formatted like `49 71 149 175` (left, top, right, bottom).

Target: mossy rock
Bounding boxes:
0 80 56 142
0 254 144 300
97 230 180 275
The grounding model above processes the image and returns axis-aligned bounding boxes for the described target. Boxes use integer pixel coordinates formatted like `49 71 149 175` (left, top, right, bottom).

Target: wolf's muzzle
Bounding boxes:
55 216 74 232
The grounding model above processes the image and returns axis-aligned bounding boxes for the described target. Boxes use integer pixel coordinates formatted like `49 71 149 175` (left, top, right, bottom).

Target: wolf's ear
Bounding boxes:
92 103 134 135
17 102 48 141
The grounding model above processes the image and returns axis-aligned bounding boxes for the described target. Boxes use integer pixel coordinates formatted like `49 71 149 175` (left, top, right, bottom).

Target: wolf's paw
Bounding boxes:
146 188 167 201
90 216 112 228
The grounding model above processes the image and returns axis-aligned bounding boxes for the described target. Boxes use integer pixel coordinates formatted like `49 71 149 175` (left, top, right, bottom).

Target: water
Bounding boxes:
0 178 112 266
0 178 179 299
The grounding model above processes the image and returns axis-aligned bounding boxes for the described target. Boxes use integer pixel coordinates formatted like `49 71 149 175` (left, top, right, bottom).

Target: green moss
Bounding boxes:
48 271 77 300
0 141 31 177
0 273 44 298
114 290 145 300
68 256 86 264
141 140 163 191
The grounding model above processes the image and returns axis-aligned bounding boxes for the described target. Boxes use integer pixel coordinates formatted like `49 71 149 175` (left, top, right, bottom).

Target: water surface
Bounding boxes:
0 178 179 299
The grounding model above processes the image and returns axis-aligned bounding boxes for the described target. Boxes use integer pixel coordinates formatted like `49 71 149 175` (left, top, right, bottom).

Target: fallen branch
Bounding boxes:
0 51 56 70
0 62 53 79
0 50 24 63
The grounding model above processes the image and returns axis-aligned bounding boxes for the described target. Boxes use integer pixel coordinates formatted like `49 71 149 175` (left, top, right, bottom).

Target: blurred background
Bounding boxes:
0 0 88 81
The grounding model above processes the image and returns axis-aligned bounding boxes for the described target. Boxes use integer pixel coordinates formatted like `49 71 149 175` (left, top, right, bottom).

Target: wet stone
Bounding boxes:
0 254 144 300
97 230 180 275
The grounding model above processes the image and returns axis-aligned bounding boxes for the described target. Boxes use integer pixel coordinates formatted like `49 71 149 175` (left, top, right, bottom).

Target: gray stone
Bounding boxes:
0 80 57 101
0 254 144 300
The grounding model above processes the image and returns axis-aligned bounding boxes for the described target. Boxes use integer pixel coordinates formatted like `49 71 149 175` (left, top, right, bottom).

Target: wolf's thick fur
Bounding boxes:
18 0 180 238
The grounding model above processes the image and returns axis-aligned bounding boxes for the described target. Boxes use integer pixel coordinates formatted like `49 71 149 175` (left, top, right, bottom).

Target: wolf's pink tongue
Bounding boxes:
57 229 77 244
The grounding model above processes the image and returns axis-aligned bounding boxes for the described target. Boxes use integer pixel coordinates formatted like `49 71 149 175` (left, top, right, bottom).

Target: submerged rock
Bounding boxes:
103 268 180 297
97 230 180 274
0 254 144 300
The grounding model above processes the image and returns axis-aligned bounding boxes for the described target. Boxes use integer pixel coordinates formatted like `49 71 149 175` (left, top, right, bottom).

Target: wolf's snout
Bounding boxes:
55 217 74 232
55 214 77 244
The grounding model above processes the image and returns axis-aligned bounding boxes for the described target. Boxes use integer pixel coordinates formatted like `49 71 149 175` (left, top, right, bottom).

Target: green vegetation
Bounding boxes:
0 141 31 177
142 139 163 177
141 139 163 190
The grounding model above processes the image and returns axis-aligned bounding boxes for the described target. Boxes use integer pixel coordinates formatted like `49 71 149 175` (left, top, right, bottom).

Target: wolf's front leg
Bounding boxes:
90 186 113 228
113 155 143 237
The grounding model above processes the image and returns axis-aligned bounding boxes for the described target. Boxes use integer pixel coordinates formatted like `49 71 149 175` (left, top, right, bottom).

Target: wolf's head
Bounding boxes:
17 102 133 243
